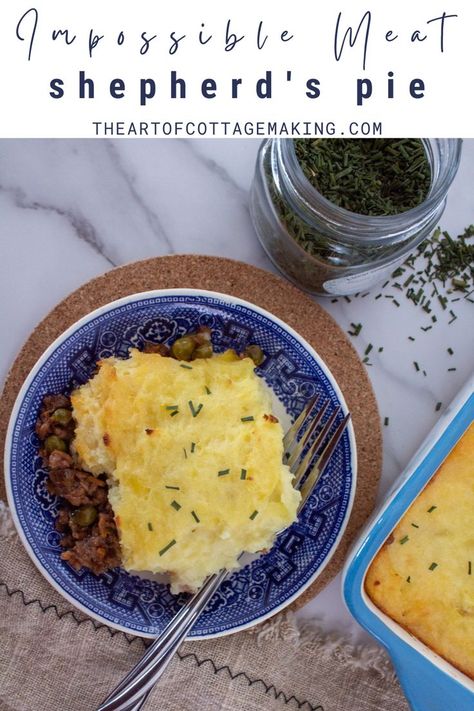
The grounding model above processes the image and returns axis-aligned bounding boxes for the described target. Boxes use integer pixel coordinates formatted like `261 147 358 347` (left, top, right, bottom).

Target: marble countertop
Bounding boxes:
0 138 473 642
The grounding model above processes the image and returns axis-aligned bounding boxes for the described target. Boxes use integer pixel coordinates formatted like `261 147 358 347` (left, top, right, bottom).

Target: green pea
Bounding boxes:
244 345 265 366
51 408 72 425
71 505 98 528
44 435 67 453
171 336 196 361
193 343 213 359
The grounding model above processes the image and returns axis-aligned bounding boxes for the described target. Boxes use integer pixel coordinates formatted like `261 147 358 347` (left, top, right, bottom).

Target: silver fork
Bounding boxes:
97 397 351 711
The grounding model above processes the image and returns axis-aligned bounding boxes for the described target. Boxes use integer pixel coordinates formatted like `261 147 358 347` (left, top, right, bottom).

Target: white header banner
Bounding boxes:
0 1 472 138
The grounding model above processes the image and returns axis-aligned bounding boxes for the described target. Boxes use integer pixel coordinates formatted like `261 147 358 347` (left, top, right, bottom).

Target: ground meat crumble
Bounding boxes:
37 394 121 575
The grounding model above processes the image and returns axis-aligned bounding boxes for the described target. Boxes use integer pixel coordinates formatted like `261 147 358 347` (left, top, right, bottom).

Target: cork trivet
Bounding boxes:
0 255 381 612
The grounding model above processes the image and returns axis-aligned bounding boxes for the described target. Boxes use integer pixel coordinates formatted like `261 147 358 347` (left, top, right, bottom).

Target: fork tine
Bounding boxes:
297 413 351 511
292 406 341 484
283 394 319 451
286 399 330 469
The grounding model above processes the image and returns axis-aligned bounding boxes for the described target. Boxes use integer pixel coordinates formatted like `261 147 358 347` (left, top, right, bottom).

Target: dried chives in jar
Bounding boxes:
294 139 431 217
249 138 462 296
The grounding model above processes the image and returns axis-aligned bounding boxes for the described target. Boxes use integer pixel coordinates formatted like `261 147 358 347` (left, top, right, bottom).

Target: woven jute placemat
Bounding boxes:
0 254 382 610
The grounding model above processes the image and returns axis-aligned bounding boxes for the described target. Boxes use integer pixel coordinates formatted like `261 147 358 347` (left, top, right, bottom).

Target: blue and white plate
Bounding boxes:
5 289 356 638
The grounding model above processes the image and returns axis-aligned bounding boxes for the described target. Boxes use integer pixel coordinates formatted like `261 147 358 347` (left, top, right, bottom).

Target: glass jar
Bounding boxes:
249 138 462 296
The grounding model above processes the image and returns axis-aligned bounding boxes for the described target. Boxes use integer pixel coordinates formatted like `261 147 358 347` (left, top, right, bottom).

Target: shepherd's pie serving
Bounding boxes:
39 339 299 593
366 423 474 679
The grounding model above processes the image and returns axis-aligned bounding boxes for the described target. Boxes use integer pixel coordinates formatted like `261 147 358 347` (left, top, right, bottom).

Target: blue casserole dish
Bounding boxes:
343 376 474 711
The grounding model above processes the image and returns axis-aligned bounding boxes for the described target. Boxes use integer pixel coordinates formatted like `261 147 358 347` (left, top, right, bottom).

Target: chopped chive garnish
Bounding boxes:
159 539 176 556
188 401 203 417
180 364 193 369
171 500 181 511
364 344 373 356
249 510 259 520
408 336 415 341
170 410 179 417
447 347 454 355
191 510 200 523
205 385 212 395
147 522 153 531
429 562 438 571
428 505 437 513
166 405 178 410
469 561 472 576
400 535 409 545
414 361 420 372
240 468 247 480
384 417 389 426
448 367 456 372
378 346 384 352
183 448 187 459
241 416 255 422
411 523 419 528
406 576 411 583
218 469 230 477
191 442 196 453
348 322 362 336
435 402 442 412
165 485 180 490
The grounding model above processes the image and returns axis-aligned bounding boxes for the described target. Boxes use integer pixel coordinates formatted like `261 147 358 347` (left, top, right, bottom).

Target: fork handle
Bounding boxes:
96 568 228 711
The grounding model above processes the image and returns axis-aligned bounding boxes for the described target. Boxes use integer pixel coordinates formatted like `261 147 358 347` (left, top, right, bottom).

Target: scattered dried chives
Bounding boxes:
159 539 177 556
429 562 438 571
171 500 181 511
147 522 153 531
188 401 203 418
348 322 362 336
249 510 259 520
400 535 409 545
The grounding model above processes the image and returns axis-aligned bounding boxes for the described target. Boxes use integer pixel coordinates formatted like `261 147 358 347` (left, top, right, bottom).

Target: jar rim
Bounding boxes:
277 138 463 240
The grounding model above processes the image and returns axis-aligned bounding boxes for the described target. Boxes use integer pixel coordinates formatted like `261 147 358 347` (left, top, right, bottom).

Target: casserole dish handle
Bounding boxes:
390 646 473 711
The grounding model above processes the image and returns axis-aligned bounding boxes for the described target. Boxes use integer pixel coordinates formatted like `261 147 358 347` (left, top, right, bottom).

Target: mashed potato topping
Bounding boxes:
366 423 474 679
71 349 300 591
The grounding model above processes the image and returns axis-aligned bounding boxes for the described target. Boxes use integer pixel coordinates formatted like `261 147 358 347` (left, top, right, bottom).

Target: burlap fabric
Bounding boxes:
0 504 409 711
